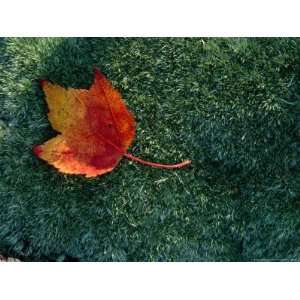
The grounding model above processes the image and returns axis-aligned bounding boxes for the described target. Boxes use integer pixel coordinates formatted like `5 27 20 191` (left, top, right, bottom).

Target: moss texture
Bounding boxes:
0 38 300 261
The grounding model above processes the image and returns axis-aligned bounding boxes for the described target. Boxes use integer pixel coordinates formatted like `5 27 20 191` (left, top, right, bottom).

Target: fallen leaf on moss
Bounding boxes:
34 68 191 177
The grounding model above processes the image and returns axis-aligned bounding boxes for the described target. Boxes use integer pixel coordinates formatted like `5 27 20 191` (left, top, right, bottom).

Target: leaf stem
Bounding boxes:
124 153 191 169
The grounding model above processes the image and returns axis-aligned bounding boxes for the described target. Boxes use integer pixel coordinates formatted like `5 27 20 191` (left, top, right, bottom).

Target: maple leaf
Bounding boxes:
33 68 191 177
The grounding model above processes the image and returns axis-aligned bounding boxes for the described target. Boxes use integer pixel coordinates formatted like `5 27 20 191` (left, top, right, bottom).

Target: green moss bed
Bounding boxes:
0 38 300 261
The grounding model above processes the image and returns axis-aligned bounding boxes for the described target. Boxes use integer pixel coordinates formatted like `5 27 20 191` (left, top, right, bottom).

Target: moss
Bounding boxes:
0 38 300 261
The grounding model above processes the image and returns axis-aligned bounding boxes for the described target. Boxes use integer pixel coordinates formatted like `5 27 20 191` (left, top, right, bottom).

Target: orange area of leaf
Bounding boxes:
34 68 191 177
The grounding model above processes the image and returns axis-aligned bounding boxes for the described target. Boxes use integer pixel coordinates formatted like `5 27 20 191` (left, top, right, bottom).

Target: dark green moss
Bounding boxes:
0 38 300 261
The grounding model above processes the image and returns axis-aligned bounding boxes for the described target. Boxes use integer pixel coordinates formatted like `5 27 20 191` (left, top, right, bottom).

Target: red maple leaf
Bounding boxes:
34 68 191 177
